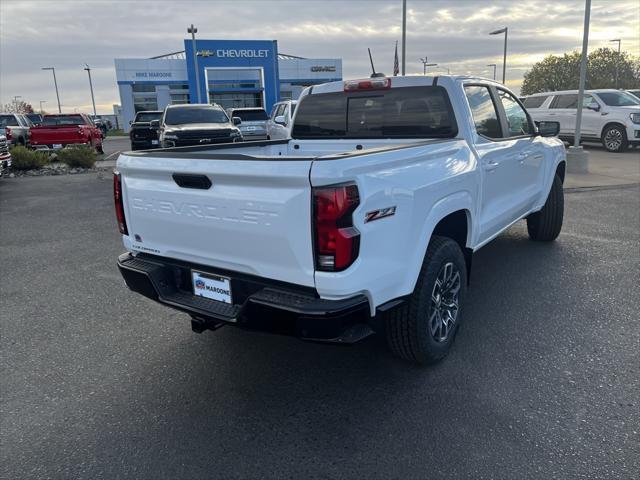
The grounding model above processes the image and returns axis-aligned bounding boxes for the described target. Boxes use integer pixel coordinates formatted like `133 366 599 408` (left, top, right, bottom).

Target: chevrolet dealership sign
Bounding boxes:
197 49 269 58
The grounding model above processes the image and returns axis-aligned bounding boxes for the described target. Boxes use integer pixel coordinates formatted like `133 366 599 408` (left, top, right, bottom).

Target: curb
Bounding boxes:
564 183 640 193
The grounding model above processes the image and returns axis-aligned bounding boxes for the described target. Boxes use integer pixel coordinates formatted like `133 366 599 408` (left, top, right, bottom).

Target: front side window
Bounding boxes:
464 85 501 139
595 91 640 107
498 90 533 137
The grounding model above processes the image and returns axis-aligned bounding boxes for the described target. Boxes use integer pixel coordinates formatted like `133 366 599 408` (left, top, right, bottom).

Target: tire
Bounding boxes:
527 174 563 241
385 236 467 365
601 124 627 152
96 143 104 154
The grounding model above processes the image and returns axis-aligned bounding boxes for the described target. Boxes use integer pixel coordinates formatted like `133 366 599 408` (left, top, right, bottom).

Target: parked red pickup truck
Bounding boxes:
30 114 104 153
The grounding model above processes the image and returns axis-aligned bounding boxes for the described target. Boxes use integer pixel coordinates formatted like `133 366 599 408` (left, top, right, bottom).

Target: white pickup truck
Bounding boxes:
115 75 566 365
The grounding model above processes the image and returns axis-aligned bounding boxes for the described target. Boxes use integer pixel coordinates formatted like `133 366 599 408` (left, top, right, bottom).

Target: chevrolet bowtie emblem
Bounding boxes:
197 50 214 57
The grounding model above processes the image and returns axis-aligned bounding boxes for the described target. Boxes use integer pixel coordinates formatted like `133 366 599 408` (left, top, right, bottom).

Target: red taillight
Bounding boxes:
344 77 391 92
313 184 360 271
5 127 12 140
113 172 128 235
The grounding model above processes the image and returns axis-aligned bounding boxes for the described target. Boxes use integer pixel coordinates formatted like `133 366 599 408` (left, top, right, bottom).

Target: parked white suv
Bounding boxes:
266 100 297 140
523 89 640 152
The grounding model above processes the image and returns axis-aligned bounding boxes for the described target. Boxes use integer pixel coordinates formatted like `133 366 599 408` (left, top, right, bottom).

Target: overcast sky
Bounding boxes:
1 0 638 114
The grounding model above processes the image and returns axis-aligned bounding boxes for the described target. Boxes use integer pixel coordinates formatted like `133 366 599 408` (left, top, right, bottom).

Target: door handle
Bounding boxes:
485 159 500 171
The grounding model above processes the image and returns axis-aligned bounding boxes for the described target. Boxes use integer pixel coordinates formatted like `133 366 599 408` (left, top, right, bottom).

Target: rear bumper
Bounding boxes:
117 252 374 343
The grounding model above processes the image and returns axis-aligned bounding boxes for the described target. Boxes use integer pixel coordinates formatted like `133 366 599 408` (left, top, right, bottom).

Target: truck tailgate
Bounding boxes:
117 153 316 287
31 126 84 144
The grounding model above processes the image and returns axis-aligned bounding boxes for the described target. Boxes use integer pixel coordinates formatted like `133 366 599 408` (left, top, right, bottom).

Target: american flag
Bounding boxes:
393 41 399 76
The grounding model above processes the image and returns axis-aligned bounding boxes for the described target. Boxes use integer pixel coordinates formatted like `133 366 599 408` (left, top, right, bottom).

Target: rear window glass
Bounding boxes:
522 96 548 108
135 112 162 122
164 107 228 125
42 115 85 125
233 109 269 121
0 115 19 127
292 86 457 139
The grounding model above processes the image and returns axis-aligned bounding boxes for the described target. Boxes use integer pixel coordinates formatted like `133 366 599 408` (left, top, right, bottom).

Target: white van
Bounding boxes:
523 89 640 152
266 100 298 140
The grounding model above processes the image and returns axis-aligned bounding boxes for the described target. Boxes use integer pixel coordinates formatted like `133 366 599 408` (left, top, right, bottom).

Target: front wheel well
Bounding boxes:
431 209 472 282
600 122 627 139
556 161 566 184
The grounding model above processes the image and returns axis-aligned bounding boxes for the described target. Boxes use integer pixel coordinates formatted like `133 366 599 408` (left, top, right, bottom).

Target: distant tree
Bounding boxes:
2 100 34 114
521 47 640 95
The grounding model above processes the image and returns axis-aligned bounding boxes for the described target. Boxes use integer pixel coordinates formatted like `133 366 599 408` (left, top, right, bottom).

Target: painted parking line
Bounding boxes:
103 150 121 161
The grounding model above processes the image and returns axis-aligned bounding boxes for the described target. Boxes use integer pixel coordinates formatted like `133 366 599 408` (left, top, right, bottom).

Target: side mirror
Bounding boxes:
536 121 560 137
586 102 600 112
150 120 160 128
129 120 132 125
232 116 242 126
274 115 287 126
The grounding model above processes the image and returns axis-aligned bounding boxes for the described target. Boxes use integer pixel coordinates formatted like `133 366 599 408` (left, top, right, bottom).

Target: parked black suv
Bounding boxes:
155 104 242 148
129 110 163 150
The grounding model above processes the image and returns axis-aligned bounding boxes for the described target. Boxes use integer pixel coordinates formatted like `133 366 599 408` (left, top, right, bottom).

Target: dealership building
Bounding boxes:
115 39 342 130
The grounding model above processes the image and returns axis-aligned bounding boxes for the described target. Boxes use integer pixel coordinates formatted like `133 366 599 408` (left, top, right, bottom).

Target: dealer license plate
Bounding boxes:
53 144 63 149
151 140 159 145
246 126 256 131
192 271 232 304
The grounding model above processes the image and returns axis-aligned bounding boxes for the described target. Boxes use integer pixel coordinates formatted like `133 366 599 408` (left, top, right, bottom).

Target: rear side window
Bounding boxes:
551 94 578 109
464 86 501 139
522 96 548 108
292 86 457 139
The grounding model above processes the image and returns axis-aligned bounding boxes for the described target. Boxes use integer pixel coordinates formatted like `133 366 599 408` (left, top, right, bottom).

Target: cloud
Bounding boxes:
1 0 637 113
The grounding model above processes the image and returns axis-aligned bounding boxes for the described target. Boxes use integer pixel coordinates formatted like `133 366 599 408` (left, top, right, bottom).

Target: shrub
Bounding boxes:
9 146 50 170
55 145 97 168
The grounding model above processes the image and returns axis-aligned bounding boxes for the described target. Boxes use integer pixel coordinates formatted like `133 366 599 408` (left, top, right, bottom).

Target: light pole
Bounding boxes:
401 0 406 75
39 100 46 113
42 67 61 113
566 0 591 175
609 39 621 88
419 58 437 75
489 27 508 84
84 64 97 117
487 64 497 80
84 64 97 116
13 95 22 111
574 0 591 148
188 24 202 103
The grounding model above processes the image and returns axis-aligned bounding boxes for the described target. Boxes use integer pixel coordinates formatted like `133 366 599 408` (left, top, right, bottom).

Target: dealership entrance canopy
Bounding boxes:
115 39 342 130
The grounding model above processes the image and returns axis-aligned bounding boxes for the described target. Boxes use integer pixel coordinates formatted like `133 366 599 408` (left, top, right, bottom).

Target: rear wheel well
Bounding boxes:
432 210 472 282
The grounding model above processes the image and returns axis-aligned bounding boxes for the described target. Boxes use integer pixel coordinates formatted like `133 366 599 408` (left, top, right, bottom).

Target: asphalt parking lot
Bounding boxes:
1 174 639 479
